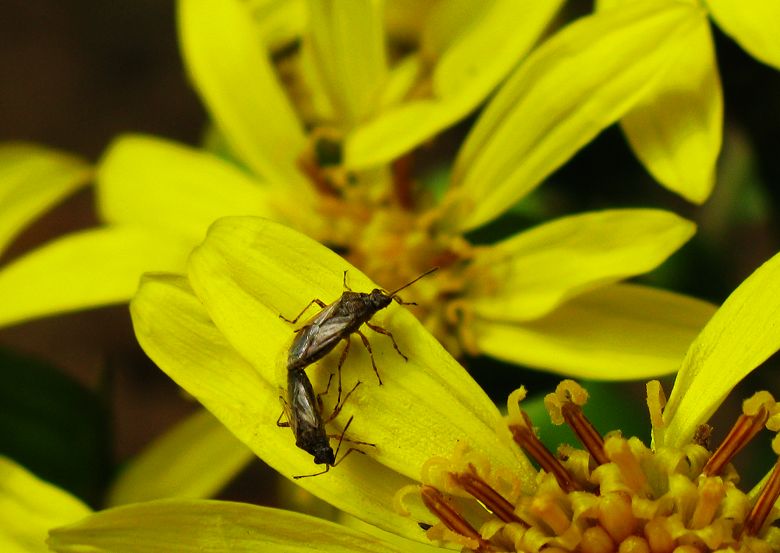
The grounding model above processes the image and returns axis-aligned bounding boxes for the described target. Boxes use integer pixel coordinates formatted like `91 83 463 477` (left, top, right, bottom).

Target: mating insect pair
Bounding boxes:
277 268 437 477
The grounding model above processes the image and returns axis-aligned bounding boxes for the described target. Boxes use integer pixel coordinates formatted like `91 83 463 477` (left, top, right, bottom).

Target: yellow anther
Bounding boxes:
506 387 528 421
619 535 651 553
646 380 667 431
393 484 421 516
545 380 589 425
644 517 676 553
530 494 571 535
598 491 637 543
604 436 648 492
690 477 726 529
581 525 615 553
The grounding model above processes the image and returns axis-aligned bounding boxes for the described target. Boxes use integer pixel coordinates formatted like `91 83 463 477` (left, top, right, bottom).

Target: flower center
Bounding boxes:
403 381 780 553
298 137 479 354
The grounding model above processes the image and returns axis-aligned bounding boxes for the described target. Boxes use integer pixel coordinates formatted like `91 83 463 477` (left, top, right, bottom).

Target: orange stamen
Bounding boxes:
451 469 525 525
509 412 580 492
420 485 493 551
703 406 768 476
742 459 780 536
560 402 608 466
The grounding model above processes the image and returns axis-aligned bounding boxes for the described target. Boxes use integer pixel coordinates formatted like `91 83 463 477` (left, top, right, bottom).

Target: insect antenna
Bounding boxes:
386 267 439 298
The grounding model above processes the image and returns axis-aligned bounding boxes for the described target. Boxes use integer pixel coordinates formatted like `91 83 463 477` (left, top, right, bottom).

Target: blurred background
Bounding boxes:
1 0 779 515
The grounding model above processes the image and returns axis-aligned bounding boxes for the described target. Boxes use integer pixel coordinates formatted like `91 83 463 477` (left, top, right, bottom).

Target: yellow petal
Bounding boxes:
130 273 429 541
97 135 290 241
663 252 780 448
106 409 254 506
344 0 563 169
473 283 715 379
446 1 703 231
708 0 780 70
48 499 409 553
0 227 191 327
0 456 90 553
345 101 450 169
179 0 309 187
187 217 526 481
306 0 387 125
428 0 562 101
0 143 91 256
339 512 442 553
621 13 722 203
468 209 695 321
253 0 307 52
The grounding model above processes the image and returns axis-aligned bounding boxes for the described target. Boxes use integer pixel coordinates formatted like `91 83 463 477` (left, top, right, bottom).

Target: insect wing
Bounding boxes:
289 371 321 432
290 312 353 366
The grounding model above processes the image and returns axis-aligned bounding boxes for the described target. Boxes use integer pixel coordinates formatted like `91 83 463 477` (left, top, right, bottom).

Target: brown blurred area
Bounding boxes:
0 0 209 468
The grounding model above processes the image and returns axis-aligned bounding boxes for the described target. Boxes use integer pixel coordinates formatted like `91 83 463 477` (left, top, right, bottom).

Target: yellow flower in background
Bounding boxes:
0 144 92 258
0 456 91 553
599 0 780 203
0 0 715 380
39 223 780 552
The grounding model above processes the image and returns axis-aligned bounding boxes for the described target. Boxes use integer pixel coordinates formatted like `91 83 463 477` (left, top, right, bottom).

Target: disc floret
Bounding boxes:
405 380 780 553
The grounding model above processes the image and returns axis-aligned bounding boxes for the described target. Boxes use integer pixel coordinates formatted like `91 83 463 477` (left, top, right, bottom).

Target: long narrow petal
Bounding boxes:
96 135 305 241
467 209 695 321
445 1 704 231
0 144 91 256
0 227 191 327
663 252 780 448
179 0 309 188
187 217 526 481
131 274 431 540
0 456 90 553
708 0 780 70
306 0 387 125
473 283 716 379
339 513 443 553
620 15 722 203
344 0 563 169
106 409 254 506
48 499 409 553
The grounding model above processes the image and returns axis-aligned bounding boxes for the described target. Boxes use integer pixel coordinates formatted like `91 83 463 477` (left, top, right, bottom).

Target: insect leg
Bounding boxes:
292 415 358 480
316 373 335 412
366 322 408 362
321 372 335 396
276 395 291 428
279 298 327 324
333 336 352 405
342 270 352 291
356 330 383 385
324 380 362 424
293 465 330 479
331 417 372 465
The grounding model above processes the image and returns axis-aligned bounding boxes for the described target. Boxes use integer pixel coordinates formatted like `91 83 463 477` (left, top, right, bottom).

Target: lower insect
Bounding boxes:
277 368 374 478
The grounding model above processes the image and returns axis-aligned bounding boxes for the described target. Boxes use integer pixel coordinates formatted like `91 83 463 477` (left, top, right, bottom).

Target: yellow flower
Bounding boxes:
599 0 780 203
0 456 90 553
0 0 714 380
410 245 780 552
37 221 780 552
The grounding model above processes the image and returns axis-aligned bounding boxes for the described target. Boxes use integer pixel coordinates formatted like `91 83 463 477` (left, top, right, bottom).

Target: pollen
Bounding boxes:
405 380 780 553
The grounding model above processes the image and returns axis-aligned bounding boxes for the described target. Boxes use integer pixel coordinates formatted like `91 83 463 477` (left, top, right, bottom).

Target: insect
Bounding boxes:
281 267 438 401
277 368 373 479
